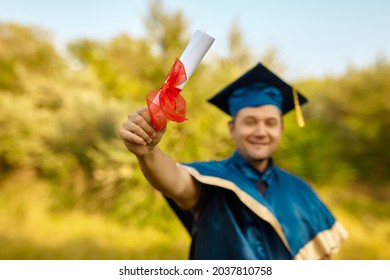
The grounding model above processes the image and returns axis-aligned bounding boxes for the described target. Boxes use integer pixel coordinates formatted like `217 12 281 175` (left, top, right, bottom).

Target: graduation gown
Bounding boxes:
166 151 348 260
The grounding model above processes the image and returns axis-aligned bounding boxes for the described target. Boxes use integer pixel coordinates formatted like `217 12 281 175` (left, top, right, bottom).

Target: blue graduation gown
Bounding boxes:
166 151 348 260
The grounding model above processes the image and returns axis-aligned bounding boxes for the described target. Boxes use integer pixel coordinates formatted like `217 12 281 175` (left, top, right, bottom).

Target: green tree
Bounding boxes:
280 59 390 184
0 22 63 91
144 0 189 62
324 60 390 183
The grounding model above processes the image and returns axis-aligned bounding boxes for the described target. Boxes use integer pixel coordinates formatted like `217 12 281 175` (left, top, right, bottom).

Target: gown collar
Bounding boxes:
226 150 275 187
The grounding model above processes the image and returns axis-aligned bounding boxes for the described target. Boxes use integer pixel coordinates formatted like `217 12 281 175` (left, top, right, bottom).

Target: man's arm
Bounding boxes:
119 107 201 210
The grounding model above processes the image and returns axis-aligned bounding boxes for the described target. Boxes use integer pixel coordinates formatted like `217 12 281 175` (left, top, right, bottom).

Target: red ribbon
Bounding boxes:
146 58 187 131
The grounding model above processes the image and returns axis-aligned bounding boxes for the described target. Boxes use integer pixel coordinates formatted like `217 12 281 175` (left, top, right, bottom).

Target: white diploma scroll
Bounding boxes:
147 30 214 131
153 30 215 105
177 30 215 89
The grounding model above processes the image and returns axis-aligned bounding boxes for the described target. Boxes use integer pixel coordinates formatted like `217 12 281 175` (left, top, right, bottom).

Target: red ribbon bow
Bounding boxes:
146 58 188 131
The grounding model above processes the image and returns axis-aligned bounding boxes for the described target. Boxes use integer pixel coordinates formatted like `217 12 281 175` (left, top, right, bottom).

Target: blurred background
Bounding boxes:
0 0 389 259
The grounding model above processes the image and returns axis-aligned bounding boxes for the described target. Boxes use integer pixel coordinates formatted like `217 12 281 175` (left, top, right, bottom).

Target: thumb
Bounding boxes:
150 123 167 145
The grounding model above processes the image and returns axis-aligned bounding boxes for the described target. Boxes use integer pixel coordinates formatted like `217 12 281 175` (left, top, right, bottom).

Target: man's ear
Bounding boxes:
228 119 235 138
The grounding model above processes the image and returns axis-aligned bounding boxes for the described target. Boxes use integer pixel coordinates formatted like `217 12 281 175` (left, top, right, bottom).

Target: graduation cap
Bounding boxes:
208 63 308 127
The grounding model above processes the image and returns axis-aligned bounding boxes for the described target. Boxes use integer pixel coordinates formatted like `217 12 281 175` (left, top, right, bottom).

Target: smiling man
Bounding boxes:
227 84 284 172
119 63 348 260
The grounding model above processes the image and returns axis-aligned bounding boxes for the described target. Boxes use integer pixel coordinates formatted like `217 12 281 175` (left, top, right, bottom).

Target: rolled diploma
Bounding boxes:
177 30 215 89
152 30 215 105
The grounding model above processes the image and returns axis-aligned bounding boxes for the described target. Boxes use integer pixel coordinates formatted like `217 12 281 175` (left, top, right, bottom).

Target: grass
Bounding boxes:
317 183 390 259
0 170 389 260
0 170 190 260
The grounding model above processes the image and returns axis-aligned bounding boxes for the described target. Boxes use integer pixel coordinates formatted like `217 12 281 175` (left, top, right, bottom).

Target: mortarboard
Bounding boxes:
207 63 308 126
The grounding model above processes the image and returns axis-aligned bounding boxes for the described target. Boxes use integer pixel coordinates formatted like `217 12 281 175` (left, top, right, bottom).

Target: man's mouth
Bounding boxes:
248 141 269 146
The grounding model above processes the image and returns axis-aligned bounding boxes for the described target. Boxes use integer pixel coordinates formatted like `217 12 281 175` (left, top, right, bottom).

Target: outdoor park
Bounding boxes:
0 1 389 259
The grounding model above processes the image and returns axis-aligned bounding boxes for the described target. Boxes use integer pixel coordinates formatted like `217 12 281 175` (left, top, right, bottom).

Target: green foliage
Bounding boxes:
0 172 189 259
0 22 63 91
68 35 157 100
295 60 390 183
276 116 356 185
144 0 189 59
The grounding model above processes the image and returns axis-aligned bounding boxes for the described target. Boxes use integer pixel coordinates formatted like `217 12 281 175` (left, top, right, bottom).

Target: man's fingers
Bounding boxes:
122 120 153 144
119 127 147 146
119 106 165 153
136 107 152 123
120 106 158 146
129 107 157 138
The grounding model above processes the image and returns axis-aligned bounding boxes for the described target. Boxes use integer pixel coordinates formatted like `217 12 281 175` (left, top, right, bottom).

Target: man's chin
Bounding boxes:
246 149 270 159
247 154 270 163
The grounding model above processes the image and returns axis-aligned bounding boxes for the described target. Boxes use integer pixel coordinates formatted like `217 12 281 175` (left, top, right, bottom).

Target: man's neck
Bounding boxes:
248 158 270 173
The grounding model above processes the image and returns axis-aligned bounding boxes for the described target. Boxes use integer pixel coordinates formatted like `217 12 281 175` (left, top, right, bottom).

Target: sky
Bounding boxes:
1 0 389 80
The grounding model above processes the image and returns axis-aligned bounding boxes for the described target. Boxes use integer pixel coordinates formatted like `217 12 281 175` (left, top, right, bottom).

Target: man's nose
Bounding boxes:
254 123 267 136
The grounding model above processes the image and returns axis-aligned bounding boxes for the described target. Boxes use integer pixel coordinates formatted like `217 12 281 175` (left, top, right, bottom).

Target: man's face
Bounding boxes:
229 105 283 166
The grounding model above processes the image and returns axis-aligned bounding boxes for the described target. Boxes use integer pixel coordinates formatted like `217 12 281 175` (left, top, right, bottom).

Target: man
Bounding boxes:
119 63 348 259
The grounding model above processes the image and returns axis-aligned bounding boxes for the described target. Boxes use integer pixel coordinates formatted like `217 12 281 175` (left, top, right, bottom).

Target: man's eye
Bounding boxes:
266 119 278 127
244 119 256 126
